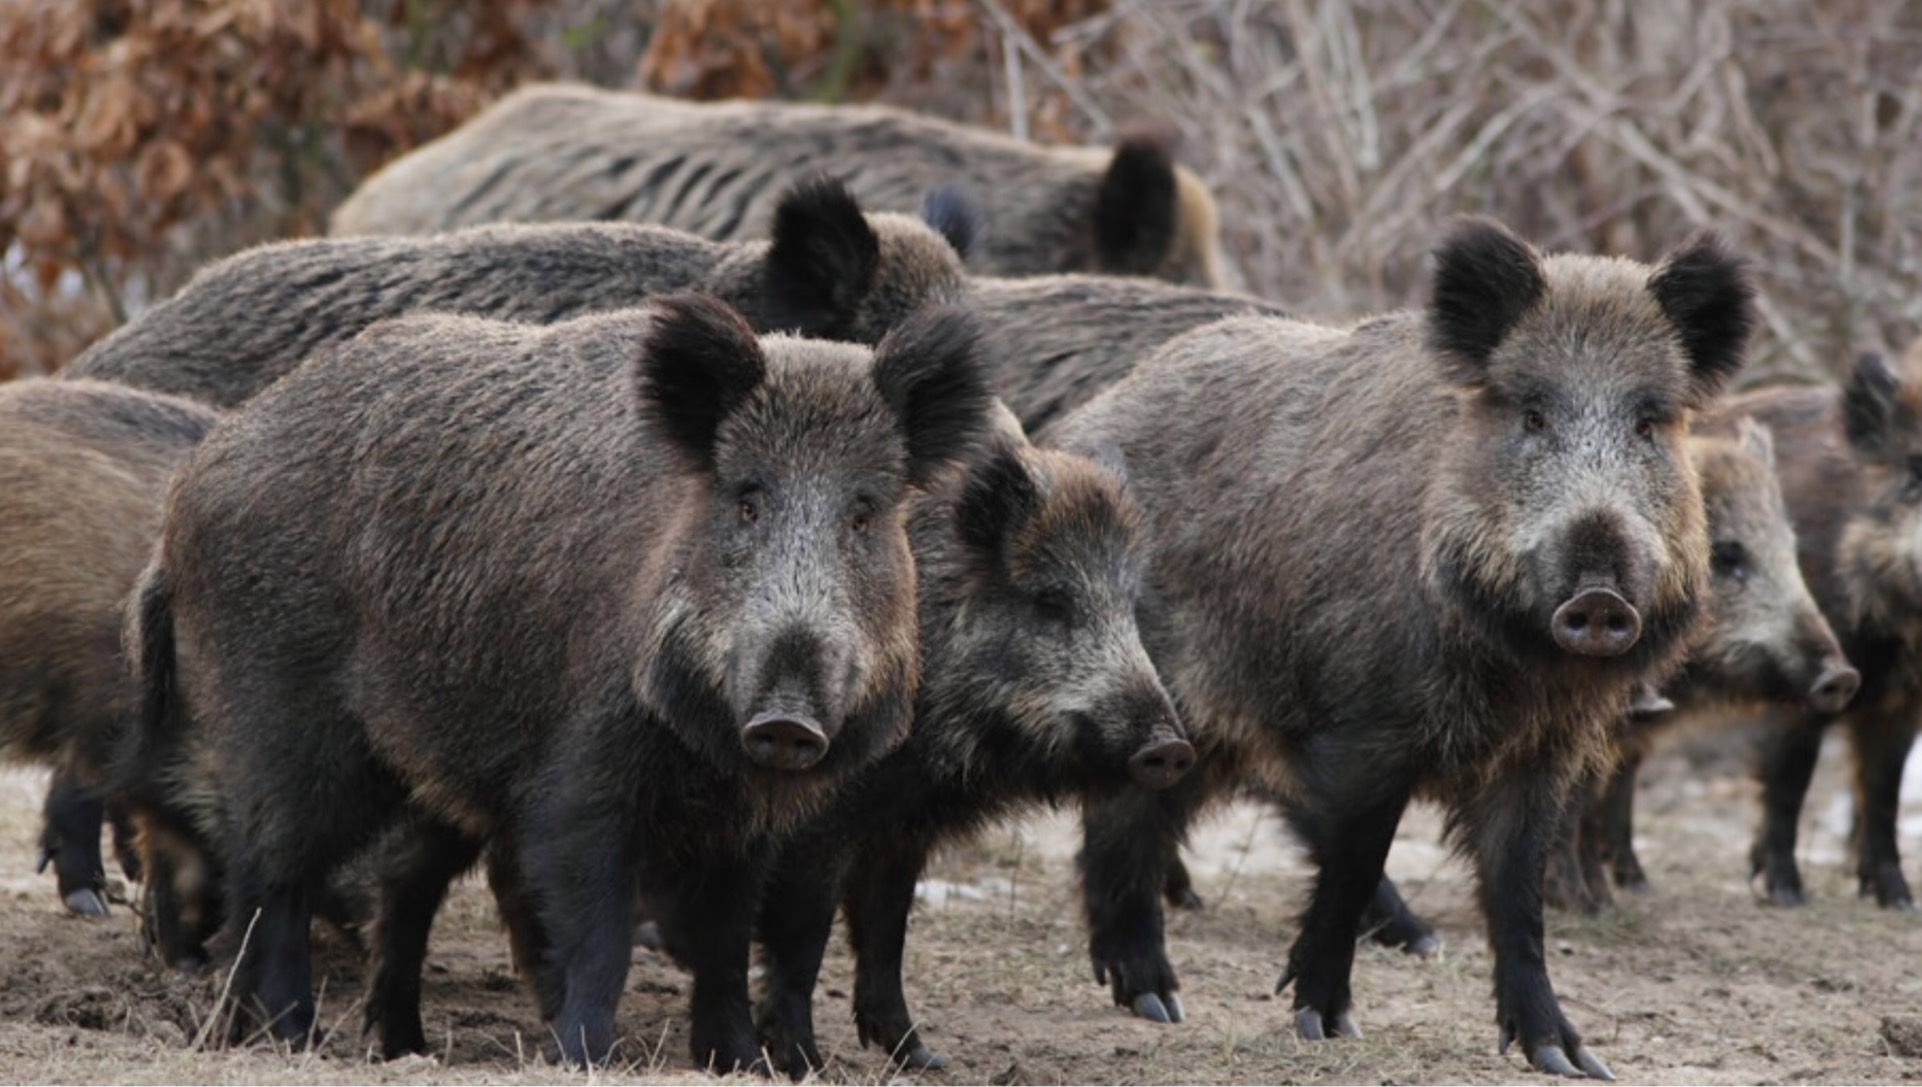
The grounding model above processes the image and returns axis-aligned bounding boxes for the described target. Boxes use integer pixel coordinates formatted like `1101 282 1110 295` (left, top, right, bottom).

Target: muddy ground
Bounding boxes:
2 727 1920 1086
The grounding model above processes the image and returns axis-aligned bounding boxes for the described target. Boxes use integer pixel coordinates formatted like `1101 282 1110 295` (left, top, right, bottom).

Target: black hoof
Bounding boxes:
1295 1007 1360 1040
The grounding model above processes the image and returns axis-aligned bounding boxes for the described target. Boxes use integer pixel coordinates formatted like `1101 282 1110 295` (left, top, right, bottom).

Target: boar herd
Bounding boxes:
4 81 1920 1081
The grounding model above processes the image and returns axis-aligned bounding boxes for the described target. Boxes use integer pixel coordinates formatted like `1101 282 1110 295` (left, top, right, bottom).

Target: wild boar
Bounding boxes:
119 296 993 1068
1052 217 1754 1078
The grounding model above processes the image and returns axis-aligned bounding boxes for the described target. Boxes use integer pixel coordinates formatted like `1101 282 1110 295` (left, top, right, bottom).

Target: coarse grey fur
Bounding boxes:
974 274 1289 432
1052 217 1754 1080
67 179 968 410
122 297 994 1069
330 82 1227 287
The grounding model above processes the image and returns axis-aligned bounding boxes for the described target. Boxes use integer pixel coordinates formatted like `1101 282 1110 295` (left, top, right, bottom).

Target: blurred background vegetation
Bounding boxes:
2 0 1918 383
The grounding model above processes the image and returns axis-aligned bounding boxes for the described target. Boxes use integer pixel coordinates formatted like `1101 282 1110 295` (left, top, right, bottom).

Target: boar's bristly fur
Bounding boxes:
328 83 1227 287
0 380 216 920
1053 217 1754 1080
128 296 993 1070
1724 341 1922 909
65 178 966 410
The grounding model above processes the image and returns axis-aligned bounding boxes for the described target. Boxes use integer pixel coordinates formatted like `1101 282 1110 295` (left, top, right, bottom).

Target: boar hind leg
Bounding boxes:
1544 793 1608 916
1750 712 1822 907
1593 752 1648 893
1359 876 1440 956
1161 848 1204 911
755 842 851 1077
1469 775 1612 1081
1849 712 1917 910
38 770 110 916
1080 776 1211 1024
365 816 484 1058
1274 791 1408 1041
845 840 943 1070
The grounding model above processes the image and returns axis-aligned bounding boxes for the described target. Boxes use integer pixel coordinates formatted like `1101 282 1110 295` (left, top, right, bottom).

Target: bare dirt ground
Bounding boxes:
2 728 1920 1086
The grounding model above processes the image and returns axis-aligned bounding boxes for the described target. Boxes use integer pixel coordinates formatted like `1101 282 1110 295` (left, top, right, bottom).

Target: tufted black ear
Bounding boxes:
1426 216 1546 385
869 306 995 485
955 438 1044 559
919 184 984 263
762 175 881 339
1094 135 1180 276
1648 230 1755 406
634 293 767 469
1843 352 1901 459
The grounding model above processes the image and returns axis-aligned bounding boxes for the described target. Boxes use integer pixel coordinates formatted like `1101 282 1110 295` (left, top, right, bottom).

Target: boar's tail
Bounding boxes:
116 561 181 787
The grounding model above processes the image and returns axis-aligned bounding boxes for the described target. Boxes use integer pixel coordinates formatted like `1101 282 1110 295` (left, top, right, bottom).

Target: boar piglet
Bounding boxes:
0 380 216 917
119 295 993 1069
1731 344 1922 908
1057 217 1755 1079
1547 418 1859 913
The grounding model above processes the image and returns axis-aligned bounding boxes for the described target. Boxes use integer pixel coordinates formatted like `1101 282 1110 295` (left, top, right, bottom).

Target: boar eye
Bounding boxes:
738 491 761 524
1524 409 1547 433
850 508 872 534
1034 588 1076 626
1710 540 1747 581
1635 418 1655 439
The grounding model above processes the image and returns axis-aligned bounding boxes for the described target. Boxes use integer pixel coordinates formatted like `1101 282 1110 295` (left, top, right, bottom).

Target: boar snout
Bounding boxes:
741 711 831 771
1128 733 1195 790
1807 661 1861 715
1552 586 1642 657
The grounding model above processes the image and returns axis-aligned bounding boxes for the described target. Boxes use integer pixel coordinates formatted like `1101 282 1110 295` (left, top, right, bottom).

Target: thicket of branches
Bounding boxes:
3 0 1916 384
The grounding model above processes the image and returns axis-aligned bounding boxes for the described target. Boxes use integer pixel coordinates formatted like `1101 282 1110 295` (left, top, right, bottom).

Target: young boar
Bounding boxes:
1547 419 1859 913
0 379 217 916
1051 218 1754 1079
122 297 993 1069
66 178 969 409
1726 345 1922 909
744 420 1193 1076
329 82 1227 287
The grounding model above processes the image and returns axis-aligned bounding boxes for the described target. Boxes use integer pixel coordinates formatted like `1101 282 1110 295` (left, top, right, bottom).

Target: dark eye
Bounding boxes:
850 511 871 534
739 495 760 524
1710 540 1747 580
1635 418 1655 439
1034 589 1075 625
1524 409 1547 432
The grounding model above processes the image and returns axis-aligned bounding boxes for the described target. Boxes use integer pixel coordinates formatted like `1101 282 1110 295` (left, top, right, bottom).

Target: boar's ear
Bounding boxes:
1094 135 1180 276
983 398 1032 447
956 439 1044 559
1844 352 1901 459
1649 230 1755 406
870 306 995 485
920 184 984 263
1427 216 1546 385
635 294 767 469
763 176 881 338
1732 415 1776 468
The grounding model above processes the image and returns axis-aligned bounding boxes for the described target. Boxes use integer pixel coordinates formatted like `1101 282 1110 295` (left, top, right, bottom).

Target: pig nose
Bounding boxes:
1808 663 1861 715
1552 587 1642 657
1128 737 1195 790
741 712 830 771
